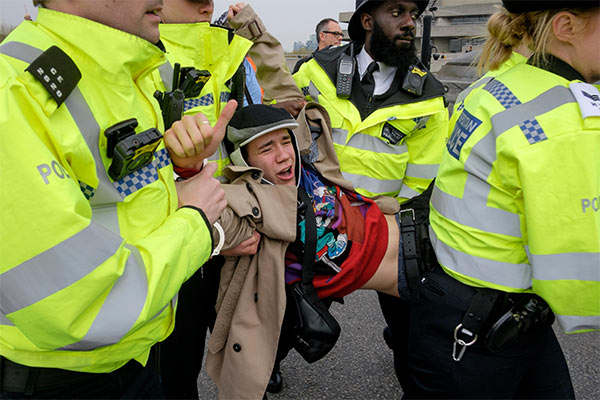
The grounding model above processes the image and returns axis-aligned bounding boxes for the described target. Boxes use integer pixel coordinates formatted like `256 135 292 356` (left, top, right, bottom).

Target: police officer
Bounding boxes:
0 0 234 397
293 0 449 393
154 1 257 398
154 1 305 397
407 1 600 398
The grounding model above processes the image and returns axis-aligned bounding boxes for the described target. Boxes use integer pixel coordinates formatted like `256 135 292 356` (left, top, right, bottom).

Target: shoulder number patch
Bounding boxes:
26 46 81 107
570 82 600 119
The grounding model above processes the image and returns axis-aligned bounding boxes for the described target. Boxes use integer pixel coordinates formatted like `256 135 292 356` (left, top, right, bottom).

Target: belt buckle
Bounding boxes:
399 208 416 226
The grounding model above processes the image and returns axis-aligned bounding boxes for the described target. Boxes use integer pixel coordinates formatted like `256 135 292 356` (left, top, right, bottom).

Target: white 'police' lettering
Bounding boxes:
582 196 600 213
37 161 71 184
447 109 482 160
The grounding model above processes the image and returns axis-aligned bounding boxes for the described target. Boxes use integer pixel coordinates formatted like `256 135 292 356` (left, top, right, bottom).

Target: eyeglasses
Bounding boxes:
322 31 344 38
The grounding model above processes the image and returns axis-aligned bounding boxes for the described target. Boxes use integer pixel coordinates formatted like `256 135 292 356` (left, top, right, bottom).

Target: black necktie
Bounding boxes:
361 61 379 97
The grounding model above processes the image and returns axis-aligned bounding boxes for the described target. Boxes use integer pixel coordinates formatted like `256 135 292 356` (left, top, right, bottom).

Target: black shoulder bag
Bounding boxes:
286 188 341 363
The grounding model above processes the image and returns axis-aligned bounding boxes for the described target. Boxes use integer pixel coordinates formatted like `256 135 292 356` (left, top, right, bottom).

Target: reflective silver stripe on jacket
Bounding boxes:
158 62 174 91
527 249 600 282
430 226 532 289
405 163 439 180
61 244 148 351
0 224 124 314
65 88 123 205
345 131 409 156
555 315 600 333
332 128 348 145
397 184 421 200
455 76 494 107
341 171 403 195
304 81 321 103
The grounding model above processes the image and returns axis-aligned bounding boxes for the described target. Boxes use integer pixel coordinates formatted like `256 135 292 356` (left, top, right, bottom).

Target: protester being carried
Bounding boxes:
205 103 417 399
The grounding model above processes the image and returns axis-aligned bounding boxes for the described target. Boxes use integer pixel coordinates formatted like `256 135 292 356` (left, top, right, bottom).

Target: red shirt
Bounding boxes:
285 169 388 299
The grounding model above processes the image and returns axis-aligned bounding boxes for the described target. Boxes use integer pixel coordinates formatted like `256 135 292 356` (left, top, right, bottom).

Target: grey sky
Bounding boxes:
0 0 355 51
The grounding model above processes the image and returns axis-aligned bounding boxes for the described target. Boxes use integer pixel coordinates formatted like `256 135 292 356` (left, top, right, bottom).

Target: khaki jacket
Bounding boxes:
206 103 400 399
206 166 296 400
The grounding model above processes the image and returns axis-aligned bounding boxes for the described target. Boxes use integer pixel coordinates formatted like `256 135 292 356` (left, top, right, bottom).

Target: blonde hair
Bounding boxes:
478 7 597 74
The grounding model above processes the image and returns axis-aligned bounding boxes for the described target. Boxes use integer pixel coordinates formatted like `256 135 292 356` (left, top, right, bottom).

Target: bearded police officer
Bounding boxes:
293 0 449 393
0 0 234 397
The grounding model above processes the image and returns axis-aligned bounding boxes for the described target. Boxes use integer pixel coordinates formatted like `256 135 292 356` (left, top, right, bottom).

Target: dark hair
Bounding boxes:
316 18 339 43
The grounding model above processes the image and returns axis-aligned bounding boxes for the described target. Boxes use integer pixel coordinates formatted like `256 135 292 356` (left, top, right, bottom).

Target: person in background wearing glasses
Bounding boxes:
293 18 344 74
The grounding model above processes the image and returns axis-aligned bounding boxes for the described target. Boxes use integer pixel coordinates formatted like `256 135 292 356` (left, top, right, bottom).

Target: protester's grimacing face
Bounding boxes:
246 129 296 186
69 0 164 43
159 0 214 24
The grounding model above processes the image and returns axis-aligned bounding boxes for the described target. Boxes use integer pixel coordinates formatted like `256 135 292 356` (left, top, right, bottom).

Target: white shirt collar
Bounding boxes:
356 47 398 96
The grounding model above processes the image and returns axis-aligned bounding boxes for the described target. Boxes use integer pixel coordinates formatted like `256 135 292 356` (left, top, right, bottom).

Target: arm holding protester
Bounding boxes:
227 3 306 116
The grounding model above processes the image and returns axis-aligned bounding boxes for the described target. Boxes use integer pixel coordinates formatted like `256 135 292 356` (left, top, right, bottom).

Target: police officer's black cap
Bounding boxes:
502 0 599 13
348 0 429 43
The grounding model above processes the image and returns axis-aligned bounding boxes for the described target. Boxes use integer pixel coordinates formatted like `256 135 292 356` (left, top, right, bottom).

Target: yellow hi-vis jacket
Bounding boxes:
430 59 600 333
293 45 449 204
158 23 252 177
0 8 212 372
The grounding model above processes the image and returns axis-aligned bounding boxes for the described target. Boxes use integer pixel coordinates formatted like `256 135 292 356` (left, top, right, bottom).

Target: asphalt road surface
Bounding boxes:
198 290 599 399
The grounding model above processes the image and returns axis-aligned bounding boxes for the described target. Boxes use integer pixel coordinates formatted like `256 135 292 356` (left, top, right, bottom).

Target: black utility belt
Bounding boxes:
399 207 436 292
426 267 555 361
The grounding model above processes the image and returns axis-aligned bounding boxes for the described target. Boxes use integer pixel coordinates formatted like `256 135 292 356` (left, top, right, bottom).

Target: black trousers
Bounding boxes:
158 256 223 399
0 355 162 399
377 292 413 393
405 267 574 399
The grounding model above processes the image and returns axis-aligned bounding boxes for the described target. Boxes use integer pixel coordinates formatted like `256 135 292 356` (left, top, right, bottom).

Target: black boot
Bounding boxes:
266 362 283 393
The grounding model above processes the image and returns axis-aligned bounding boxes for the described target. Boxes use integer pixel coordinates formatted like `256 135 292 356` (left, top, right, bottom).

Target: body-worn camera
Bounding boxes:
402 65 428 96
104 118 163 181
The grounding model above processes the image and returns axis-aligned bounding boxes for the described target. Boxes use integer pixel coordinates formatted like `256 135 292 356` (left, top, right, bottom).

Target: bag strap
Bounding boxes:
297 188 318 292
298 188 317 284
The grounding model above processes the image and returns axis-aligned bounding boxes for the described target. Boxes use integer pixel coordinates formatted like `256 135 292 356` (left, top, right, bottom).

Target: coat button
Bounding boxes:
252 207 259 217
246 182 253 193
233 343 242 352
254 293 258 303
251 172 260 180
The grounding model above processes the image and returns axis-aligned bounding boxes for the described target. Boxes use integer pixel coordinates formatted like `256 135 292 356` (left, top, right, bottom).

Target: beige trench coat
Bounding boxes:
206 103 400 400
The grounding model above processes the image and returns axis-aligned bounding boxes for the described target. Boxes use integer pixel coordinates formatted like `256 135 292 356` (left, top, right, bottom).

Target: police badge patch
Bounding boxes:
381 122 406 145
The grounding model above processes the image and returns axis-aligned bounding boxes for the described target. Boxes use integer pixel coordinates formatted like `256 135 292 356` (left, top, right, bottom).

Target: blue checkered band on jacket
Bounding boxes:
485 80 522 109
485 80 548 144
519 118 548 144
79 181 96 200
154 147 171 170
183 92 232 112
112 148 172 197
